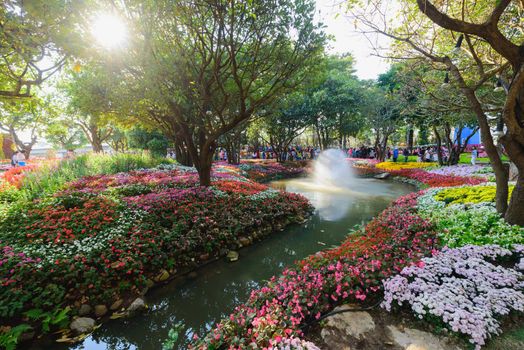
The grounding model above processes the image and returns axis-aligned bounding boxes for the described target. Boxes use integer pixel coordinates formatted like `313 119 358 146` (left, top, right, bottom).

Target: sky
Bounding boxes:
315 0 392 80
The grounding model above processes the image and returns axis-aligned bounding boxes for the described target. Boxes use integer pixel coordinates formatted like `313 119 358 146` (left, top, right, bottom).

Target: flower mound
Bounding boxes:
382 245 524 350
0 164 312 340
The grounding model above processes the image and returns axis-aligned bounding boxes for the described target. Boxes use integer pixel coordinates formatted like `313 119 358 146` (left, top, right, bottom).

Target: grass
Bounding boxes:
17 153 174 201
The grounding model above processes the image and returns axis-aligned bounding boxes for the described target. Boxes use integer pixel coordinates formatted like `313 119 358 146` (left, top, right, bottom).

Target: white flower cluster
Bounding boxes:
249 189 280 201
382 245 524 349
20 208 148 266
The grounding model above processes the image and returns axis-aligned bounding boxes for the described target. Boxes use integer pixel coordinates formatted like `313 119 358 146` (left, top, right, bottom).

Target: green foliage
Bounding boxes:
162 322 185 350
0 324 32 350
24 307 70 333
128 128 169 157
430 204 524 249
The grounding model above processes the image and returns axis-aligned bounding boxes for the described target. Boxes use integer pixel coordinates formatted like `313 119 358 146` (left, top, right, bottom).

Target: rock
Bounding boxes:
94 304 107 317
78 304 92 316
226 250 239 262
374 172 391 179
238 236 251 246
128 298 146 312
323 306 375 340
70 317 95 334
387 325 462 350
155 269 170 282
110 299 123 311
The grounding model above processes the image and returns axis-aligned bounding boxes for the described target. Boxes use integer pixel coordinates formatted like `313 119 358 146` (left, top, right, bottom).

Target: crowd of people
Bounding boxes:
209 144 482 165
215 146 322 161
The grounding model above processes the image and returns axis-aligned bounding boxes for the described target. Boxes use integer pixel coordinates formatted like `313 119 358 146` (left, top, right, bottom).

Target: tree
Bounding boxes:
62 66 117 153
0 1 70 99
120 0 326 185
46 119 87 151
128 127 170 157
349 0 524 225
309 55 365 149
0 98 55 158
363 87 402 161
259 93 312 162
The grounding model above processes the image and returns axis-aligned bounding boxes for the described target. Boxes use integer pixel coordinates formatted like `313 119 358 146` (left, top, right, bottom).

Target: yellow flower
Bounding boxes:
375 162 438 171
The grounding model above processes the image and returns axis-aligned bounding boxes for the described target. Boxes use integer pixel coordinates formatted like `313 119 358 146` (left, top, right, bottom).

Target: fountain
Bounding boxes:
314 149 353 189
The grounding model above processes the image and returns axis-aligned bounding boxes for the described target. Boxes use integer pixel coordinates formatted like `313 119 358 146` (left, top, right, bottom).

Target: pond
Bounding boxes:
63 177 413 350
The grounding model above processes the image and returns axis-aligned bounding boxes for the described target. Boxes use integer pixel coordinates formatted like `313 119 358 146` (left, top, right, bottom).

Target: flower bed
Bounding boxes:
382 244 524 350
0 165 312 346
433 185 514 205
190 192 438 349
190 171 522 349
390 169 485 187
376 161 437 171
427 164 493 179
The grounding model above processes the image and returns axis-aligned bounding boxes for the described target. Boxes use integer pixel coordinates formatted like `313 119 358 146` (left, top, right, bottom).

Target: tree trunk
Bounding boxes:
448 63 509 215
195 149 214 186
433 126 444 165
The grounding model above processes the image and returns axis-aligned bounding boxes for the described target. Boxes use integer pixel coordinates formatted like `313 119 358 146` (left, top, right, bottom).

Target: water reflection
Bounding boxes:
59 179 413 350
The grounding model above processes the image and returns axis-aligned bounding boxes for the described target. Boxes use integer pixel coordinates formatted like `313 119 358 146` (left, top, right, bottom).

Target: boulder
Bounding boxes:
128 298 146 312
387 326 460 350
70 317 95 334
226 250 239 262
110 299 123 311
322 306 375 340
374 172 391 180
78 304 92 316
94 304 107 317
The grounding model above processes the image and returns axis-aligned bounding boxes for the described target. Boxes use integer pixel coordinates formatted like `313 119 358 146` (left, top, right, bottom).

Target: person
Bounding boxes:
393 147 399 162
11 151 19 167
471 146 478 165
403 148 409 162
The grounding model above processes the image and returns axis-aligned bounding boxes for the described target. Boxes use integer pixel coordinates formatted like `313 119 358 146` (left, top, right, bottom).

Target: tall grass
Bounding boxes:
19 152 173 200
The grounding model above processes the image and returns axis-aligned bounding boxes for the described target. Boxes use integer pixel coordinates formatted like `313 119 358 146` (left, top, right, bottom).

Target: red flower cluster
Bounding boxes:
20 197 118 243
3 165 39 188
213 180 268 195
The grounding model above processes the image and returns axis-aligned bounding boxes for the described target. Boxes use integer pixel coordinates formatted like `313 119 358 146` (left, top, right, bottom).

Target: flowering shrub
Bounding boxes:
190 192 437 349
376 162 437 171
382 245 524 350
434 185 514 205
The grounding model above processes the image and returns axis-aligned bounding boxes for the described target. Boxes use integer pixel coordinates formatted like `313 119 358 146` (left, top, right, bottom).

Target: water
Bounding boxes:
61 178 413 350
